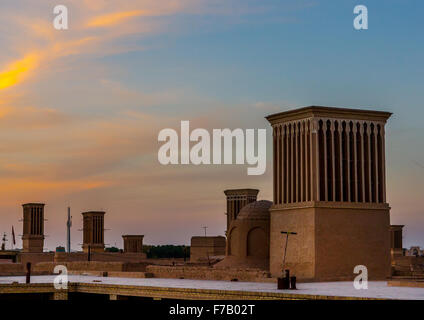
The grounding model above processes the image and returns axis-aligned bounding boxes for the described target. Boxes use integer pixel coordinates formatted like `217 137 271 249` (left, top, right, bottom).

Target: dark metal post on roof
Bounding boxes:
26 262 31 284
281 231 297 273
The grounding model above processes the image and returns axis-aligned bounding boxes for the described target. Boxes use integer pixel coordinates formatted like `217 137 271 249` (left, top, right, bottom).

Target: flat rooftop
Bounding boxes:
1 276 423 300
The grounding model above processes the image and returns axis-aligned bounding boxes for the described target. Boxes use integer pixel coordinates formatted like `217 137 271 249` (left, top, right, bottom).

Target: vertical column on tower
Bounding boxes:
290 124 295 203
330 120 336 201
294 122 298 202
379 124 386 203
286 124 290 203
373 123 379 203
337 121 343 201
352 122 358 202
366 122 372 202
273 127 277 204
346 121 351 202
300 121 304 202
311 118 320 201
280 125 285 204
359 122 366 202
275 126 280 205
306 120 309 201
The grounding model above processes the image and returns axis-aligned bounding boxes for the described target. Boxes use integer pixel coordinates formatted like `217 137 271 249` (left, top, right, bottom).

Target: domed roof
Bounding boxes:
237 200 272 220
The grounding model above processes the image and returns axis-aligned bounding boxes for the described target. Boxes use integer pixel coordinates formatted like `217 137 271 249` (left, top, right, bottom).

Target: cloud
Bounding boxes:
0 0 284 247
0 53 40 90
0 178 111 194
0 105 73 129
86 10 148 28
0 2 182 90
1 0 291 91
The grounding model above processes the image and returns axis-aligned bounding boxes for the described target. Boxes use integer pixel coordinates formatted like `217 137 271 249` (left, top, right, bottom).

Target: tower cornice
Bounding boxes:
265 106 392 125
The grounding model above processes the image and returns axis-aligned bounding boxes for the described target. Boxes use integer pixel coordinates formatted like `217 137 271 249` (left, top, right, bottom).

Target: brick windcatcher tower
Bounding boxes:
122 235 144 253
266 106 392 281
224 189 259 233
22 203 45 253
82 211 105 253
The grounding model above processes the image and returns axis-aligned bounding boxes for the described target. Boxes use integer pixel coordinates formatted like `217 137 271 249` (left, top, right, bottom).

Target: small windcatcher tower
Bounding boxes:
22 203 45 253
224 189 259 232
266 106 392 281
82 211 105 253
390 225 404 259
122 235 144 253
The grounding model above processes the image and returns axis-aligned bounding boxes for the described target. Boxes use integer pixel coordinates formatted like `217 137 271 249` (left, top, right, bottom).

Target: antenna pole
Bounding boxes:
66 207 72 253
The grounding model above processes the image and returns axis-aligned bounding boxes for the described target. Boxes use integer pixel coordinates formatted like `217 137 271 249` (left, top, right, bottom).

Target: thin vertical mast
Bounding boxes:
66 207 72 253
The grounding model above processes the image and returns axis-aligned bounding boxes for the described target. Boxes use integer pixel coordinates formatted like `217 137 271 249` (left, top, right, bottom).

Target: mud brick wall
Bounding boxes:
33 261 149 273
146 265 272 282
0 263 24 275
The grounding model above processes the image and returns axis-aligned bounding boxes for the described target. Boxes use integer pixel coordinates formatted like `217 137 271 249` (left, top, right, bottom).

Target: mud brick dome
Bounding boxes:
237 200 272 220
216 199 271 270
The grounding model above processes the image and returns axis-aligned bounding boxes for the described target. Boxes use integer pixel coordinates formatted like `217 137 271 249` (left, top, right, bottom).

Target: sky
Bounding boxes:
0 0 423 250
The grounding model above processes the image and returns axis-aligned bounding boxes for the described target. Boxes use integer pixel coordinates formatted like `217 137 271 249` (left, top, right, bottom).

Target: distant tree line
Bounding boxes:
143 245 190 259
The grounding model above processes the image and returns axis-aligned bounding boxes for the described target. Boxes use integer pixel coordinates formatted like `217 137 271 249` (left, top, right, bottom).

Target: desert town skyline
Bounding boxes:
2 1 424 304
0 1 423 249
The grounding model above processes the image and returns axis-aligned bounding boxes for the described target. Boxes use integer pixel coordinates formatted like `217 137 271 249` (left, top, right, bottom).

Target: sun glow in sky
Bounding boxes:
0 0 423 250
0 54 39 90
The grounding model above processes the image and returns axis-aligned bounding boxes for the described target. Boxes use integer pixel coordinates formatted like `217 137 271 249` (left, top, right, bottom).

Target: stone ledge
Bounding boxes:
0 282 383 300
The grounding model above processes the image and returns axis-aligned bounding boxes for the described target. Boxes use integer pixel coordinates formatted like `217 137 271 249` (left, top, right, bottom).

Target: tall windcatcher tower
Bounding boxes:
82 211 105 253
266 106 392 281
224 189 259 232
22 203 45 253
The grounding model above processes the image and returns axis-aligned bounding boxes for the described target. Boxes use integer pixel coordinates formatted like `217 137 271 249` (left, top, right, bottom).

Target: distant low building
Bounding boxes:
190 236 226 262
406 246 424 257
122 235 144 253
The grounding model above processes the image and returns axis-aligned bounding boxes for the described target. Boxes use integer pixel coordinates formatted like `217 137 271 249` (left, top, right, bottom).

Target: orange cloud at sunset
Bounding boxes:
0 0 278 251
0 105 14 119
0 178 110 193
86 10 147 28
0 177 112 207
0 53 39 90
